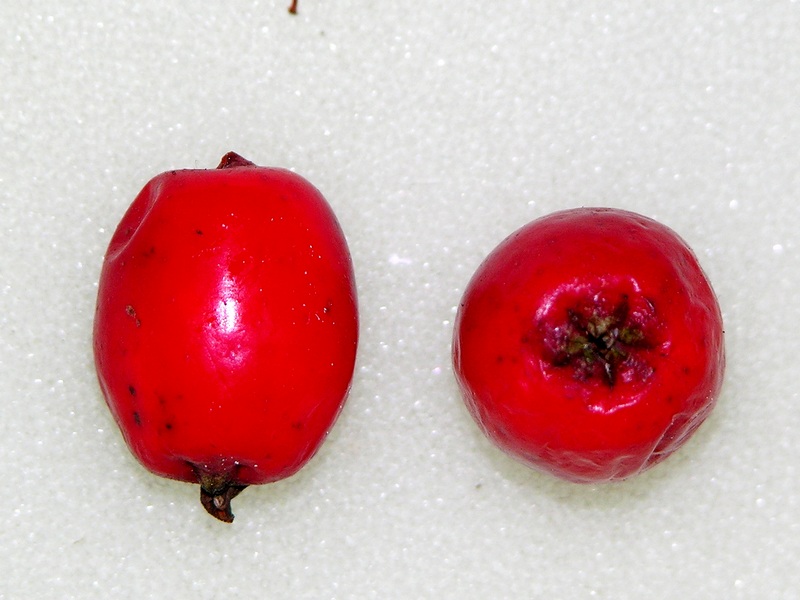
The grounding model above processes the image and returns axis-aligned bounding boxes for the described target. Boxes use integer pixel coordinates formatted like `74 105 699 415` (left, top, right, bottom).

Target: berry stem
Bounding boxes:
197 471 248 523
288 0 298 14
217 151 255 170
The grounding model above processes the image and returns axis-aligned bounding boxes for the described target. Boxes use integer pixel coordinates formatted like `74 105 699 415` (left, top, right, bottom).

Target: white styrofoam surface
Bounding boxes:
1 1 798 598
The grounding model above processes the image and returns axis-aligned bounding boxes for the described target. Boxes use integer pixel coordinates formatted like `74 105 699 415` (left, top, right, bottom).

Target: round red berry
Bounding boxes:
452 207 725 482
94 152 358 521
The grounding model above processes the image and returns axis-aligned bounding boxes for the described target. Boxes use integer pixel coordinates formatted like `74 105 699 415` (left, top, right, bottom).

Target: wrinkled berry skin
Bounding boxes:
452 208 724 482
94 152 358 521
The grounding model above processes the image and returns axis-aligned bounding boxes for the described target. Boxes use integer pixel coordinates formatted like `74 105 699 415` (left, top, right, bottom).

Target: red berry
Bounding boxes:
94 152 358 522
452 207 725 482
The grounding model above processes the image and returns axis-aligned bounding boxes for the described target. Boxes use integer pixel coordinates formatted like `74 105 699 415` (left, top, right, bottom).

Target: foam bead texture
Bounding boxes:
1 1 798 598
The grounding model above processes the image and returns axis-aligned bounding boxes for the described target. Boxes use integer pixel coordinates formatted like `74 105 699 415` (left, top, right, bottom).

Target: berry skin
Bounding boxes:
94 152 358 522
452 208 725 483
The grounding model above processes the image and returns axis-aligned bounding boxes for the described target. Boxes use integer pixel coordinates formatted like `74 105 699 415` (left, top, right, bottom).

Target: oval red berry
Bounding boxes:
452 207 724 482
94 152 358 521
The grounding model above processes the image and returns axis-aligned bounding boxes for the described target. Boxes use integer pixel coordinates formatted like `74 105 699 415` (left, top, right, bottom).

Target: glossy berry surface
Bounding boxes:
452 208 725 482
94 152 358 521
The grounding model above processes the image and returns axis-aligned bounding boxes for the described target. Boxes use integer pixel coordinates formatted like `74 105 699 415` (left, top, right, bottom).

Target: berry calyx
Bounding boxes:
539 291 658 388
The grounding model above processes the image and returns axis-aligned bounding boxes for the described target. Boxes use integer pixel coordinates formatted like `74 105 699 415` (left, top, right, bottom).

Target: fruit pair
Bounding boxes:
93 153 725 522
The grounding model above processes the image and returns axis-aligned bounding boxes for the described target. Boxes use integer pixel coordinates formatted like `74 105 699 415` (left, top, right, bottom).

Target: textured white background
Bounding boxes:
1 1 799 598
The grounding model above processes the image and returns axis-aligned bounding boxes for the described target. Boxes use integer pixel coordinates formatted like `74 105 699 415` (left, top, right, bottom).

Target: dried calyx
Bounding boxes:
543 295 657 387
